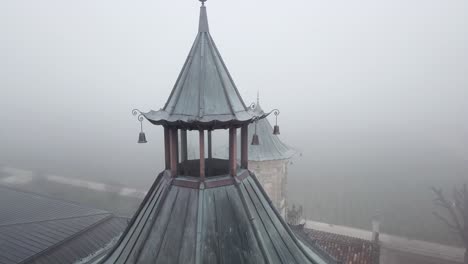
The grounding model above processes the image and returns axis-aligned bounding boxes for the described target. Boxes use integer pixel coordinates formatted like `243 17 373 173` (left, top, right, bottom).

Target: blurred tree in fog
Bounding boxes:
432 184 468 264
287 204 304 227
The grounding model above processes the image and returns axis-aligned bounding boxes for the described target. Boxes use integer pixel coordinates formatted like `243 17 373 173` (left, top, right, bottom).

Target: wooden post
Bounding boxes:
229 128 237 176
164 126 170 170
241 125 248 169
181 129 188 162
175 129 179 165
169 128 178 177
208 130 212 159
199 130 205 181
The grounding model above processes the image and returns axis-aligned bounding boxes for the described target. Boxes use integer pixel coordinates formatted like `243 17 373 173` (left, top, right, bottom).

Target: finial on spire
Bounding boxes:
257 90 260 105
198 0 209 32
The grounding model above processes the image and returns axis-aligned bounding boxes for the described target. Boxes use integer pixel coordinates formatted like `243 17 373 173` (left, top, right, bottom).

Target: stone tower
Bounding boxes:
248 96 296 218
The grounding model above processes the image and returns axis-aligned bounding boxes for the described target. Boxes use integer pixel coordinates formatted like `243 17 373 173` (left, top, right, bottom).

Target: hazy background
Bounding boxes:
1 0 467 245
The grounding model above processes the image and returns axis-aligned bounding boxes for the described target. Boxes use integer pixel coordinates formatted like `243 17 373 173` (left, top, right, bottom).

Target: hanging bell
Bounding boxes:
273 125 280 135
138 131 147 144
251 134 260 145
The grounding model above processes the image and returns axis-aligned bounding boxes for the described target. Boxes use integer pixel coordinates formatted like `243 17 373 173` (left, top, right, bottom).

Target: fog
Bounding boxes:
1 0 467 245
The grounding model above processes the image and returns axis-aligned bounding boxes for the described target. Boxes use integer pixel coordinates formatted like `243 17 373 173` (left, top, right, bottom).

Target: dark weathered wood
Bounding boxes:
181 129 188 162
235 169 249 181
208 130 213 159
241 125 248 169
229 128 237 177
173 179 200 189
169 128 178 177
175 129 179 165
164 126 170 170
172 177 236 189
199 130 205 181
204 178 235 189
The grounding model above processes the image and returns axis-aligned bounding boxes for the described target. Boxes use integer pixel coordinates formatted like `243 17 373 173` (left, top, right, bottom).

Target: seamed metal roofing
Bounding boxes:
29 217 127 264
95 170 335 264
0 187 106 226
140 4 265 129
0 186 127 264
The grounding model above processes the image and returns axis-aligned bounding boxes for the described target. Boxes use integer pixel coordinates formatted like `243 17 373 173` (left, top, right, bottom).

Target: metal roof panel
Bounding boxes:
98 171 334 264
140 6 260 129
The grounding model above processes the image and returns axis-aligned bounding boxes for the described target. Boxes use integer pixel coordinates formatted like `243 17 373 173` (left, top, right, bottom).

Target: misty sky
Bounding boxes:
1 0 467 188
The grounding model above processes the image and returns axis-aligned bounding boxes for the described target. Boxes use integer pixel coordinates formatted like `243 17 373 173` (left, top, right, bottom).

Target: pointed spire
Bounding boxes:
142 0 262 130
257 90 260 105
199 0 209 32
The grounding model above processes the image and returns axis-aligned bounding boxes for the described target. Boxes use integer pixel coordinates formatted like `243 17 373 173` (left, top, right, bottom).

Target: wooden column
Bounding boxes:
169 128 178 177
208 130 212 159
229 128 237 176
164 126 170 170
199 130 205 181
180 129 188 162
241 125 248 169
175 130 179 165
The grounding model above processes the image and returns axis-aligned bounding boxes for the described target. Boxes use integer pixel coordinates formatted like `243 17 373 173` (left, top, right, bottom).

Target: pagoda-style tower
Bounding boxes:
96 2 333 263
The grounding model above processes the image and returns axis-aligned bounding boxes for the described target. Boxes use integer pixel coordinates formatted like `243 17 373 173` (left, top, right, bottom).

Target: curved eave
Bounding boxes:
142 110 269 130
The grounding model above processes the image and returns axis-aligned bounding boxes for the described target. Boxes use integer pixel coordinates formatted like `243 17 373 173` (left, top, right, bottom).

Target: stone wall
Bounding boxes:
249 159 289 218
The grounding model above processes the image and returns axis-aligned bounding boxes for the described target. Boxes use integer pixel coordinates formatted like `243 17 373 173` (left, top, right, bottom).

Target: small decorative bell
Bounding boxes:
251 134 260 145
272 110 280 135
251 120 260 145
137 117 147 144
138 132 147 143
273 125 280 135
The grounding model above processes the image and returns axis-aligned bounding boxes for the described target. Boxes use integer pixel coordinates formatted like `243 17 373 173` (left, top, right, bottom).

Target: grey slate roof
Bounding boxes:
29 217 127 264
248 103 296 161
141 5 264 129
96 170 333 264
0 186 127 264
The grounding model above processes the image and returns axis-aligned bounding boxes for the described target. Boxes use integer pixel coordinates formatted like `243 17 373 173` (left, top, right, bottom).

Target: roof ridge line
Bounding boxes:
124 178 173 262
150 187 180 262
198 32 207 118
234 177 272 263
176 188 193 263
0 184 109 213
19 214 114 264
224 187 248 261
244 177 301 263
249 172 328 263
242 177 284 261
100 171 169 263
209 34 248 110
195 185 205 264
212 192 222 263
0 212 111 228
205 33 236 117
163 34 201 113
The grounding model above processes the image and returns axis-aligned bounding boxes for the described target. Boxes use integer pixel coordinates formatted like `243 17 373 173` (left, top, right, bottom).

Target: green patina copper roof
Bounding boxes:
95 170 333 264
142 4 263 129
